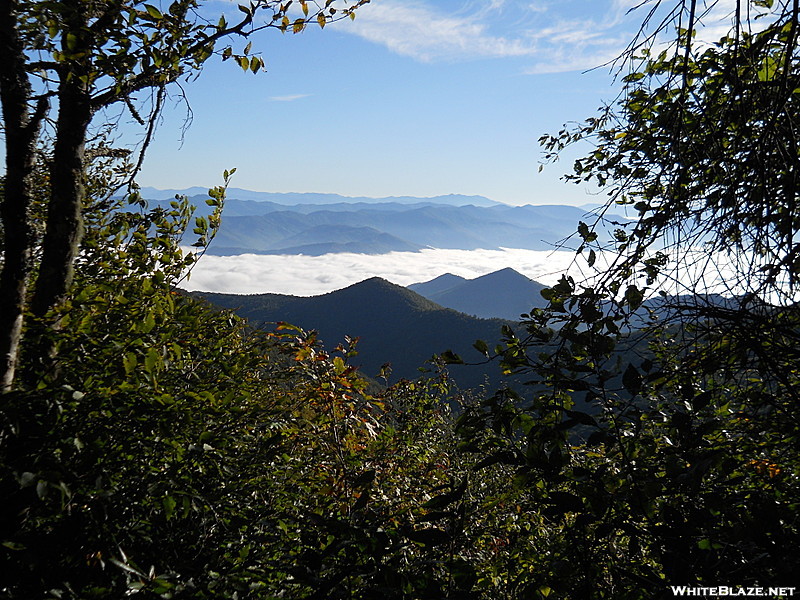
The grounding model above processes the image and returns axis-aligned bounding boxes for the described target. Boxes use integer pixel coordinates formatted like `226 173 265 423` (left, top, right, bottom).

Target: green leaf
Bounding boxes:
163 495 177 520
141 312 156 334
565 410 598 427
577 221 598 243
622 363 642 396
144 4 163 19
144 347 160 374
548 491 584 513
472 339 489 357
624 284 644 310
123 352 137 376
352 469 376 488
332 355 345 374
65 32 79 52
422 479 468 509
439 350 463 364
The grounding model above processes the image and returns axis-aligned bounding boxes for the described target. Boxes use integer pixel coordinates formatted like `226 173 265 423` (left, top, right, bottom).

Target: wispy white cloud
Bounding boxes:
338 0 647 73
522 24 630 74
519 1 662 74
341 0 754 74
268 93 312 102
343 1 540 63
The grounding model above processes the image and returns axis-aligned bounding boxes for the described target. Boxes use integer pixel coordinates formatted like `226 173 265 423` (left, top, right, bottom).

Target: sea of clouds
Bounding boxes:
178 245 784 304
179 247 589 297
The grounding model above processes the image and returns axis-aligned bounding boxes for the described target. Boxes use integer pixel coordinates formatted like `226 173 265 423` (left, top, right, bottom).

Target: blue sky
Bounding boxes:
131 0 661 206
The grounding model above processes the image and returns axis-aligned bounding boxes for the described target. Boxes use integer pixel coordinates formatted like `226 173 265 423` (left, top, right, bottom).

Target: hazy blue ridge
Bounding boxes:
202 204 599 254
409 268 549 321
408 273 468 297
270 225 422 251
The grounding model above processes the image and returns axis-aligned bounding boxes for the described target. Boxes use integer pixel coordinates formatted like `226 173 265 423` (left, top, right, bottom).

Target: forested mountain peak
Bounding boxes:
192 277 513 388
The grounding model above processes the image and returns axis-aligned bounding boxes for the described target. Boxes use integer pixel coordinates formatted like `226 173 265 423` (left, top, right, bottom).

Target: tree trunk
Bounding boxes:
28 8 94 381
0 0 45 393
29 82 92 321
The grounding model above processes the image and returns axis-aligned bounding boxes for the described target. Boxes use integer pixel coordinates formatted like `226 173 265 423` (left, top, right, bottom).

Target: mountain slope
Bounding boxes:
194 278 513 389
410 268 549 320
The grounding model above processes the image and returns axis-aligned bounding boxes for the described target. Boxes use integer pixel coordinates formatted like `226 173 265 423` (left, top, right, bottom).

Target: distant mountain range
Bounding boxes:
140 187 500 207
193 276 520 390
409 268 549 321
139 187 611 256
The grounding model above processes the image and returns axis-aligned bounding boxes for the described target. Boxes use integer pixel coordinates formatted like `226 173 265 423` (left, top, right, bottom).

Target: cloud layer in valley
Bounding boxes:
180 244 772 304
180 247 584 296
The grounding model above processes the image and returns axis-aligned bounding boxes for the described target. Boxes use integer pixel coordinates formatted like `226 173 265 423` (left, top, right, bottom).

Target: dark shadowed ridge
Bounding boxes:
193 277 516 389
